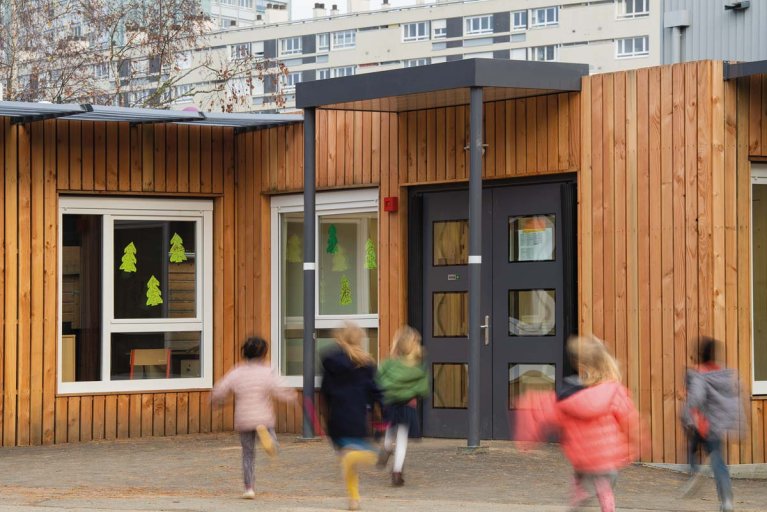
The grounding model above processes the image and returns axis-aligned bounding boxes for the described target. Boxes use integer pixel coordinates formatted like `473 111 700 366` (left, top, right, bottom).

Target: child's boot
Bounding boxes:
241 488 256 499
391 471 404 486
256 425 276 457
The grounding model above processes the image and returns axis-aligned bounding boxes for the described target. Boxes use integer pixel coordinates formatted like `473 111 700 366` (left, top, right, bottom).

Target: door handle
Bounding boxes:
481 315 490 345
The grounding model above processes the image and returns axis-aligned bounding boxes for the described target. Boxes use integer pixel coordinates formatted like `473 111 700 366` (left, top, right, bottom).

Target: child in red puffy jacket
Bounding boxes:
516 335 640 512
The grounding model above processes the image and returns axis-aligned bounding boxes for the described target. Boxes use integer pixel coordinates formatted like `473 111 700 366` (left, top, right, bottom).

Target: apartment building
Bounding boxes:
177 0 659 111
207 0 290 29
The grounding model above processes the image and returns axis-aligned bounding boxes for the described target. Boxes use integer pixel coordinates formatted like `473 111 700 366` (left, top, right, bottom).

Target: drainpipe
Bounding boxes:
664 9 690 63
302 107 317 439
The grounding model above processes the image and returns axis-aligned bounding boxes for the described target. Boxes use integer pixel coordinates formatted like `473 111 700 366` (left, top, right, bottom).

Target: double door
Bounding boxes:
420 182 573 439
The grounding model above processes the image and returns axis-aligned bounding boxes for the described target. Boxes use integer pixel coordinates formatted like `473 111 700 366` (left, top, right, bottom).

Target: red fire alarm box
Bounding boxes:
383 196 398 212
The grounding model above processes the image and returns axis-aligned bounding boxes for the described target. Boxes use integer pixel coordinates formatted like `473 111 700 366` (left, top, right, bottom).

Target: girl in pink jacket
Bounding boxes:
516 335 640 512
212 337 295 499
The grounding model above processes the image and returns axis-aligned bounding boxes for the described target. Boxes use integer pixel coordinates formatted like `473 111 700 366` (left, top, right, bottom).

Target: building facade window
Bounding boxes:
281 71 302 90
239 0 254 7
432 19 447 39
512 10 528 30
94 62 109 79
464 15 493 35
510 48 527 61
270 190 379 385
280 36 302 56
405 58 430 67
230 42 251 60
530 7 559 27
332 66 355 78
173 84 194 103
616 36 649 58
531 45 557 62
317 33 330 52
617 0 649 18
318 68 331 80
332 30 356 49
403 21 430 42
58 197 213 394
753 165 767 394
220 16 237 28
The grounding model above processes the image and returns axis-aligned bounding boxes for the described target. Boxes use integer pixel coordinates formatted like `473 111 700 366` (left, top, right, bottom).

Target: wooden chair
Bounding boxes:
129 348 171 379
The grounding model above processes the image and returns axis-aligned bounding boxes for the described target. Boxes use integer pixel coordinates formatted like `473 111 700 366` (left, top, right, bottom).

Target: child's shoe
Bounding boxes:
391 471 404 486
679 471 704 498
348 499 360 510
241 488 256 499
256 425 277 457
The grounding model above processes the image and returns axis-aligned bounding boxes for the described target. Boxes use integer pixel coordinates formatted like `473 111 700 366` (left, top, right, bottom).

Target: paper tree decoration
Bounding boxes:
169 233 187 263
326 225 338 254
119 242 137 273
146 275 163 307
365 238 377 270
286 234 302 263
332 244 349 272
340 275 352 306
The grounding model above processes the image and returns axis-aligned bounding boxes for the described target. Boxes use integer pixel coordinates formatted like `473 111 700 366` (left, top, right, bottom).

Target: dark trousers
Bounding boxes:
688 429 732 504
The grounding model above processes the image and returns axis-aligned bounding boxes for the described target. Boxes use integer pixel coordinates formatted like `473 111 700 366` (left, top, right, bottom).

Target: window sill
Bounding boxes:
57 377 213 396
615 54 650 60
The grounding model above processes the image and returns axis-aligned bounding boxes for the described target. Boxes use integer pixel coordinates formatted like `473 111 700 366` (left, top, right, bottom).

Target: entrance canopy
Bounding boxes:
296 58 588 112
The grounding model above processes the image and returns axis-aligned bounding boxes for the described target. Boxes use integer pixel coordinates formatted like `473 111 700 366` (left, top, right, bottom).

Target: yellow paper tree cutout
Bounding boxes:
146 275 163 307
340 275 352 306
119 242 137 273
169 233 187 263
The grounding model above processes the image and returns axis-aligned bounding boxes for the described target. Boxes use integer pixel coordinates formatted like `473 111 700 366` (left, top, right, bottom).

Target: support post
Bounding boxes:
467 87 483 448
302 107 317 439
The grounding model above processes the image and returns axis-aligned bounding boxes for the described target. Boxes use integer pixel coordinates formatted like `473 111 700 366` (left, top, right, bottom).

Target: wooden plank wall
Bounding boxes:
0 119 241 446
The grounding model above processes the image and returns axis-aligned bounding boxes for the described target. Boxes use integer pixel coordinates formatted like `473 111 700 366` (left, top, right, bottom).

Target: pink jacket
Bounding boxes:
212 362 295 431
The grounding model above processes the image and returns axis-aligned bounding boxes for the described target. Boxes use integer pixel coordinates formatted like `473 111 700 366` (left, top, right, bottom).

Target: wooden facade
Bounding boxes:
1 61 766 464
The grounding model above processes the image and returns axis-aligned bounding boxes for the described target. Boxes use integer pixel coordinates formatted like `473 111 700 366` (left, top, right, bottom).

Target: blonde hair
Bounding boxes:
334 322 374 367
390 325 423 365
568 334 621 386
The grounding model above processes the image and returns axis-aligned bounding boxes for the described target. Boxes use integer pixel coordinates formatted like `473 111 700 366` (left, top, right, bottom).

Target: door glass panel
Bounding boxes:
433 363 468 408
433 292 468 337
509 214 555 262
509 289 556 336
433 220 468 266
508 364 556 409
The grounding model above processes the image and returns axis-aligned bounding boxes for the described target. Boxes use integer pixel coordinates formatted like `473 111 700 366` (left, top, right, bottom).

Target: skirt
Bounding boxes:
383 403 421 438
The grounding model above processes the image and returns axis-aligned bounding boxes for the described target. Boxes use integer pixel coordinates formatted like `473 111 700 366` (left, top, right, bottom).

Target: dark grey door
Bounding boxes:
420 182 569 440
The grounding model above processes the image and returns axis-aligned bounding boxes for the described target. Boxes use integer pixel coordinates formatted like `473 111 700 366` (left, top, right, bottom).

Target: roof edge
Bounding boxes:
724 60 767 80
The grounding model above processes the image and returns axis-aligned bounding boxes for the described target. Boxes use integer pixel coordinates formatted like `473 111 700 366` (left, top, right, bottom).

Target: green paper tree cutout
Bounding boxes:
365 238 377 270
326 225 338 254
146 275 163 307
286 234 302 263
119 242 137 273
169 233 187 263
340 275 352 306
332 244 349 272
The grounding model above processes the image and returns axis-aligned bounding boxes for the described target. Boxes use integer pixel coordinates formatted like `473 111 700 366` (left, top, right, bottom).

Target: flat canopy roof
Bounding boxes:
296 58 589 112
724 59 767 80
0 101 302 129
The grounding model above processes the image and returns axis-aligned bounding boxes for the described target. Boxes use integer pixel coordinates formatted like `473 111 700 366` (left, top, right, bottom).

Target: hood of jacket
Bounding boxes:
698 368 739 400
321 347 357 377
378 359 426 386
556 381 622 420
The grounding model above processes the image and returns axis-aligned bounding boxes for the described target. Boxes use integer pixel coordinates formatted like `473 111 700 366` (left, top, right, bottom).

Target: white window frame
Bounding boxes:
530 6 559 28
752 164 767 395
402 21 429 42
616 0 649 19
615 36 649 59
432 19 447 39
230 42 251 60
94 62 109 79
317 33 330 52
512 10 528 31
281 71 302 91
279 36 302 56
58 197 214 394
531 45 557 62
464 15 493 35
331 66 355 78
405 58 429 68
331 30 356 50
270 189 379 387
317 68 331 80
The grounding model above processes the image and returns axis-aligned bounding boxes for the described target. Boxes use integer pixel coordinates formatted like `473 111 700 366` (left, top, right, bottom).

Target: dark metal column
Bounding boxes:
467 87 483 448
302 107 317 439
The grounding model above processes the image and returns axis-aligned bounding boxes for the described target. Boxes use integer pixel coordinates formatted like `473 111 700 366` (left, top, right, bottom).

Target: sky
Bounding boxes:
291 0 429 20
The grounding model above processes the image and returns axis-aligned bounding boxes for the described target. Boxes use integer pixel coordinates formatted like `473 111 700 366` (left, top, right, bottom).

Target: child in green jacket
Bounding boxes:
375 325 429 486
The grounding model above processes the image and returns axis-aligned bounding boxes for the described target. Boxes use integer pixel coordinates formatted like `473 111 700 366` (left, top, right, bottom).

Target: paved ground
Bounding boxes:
0 433 764 511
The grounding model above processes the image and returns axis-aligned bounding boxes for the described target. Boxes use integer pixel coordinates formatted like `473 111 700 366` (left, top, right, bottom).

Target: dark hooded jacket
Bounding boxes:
682 366 744 439
320 347 382 441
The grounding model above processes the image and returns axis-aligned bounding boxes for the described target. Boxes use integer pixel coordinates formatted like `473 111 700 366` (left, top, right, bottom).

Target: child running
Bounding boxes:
516 335 640 512
375 325 429 486
320 322 382 511
212 336 295 499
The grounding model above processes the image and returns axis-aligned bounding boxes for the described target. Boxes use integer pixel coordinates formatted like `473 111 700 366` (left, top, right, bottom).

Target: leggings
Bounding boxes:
383 423 409 472
341 450 377 501
239 428 277 489
571 472 618 512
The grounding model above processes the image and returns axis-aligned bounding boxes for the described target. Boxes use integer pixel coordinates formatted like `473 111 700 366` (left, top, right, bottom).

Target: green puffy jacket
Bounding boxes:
376 358 429 405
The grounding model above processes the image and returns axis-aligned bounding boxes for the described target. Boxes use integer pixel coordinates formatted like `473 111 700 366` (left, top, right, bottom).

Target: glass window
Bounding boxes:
405 58 430 68
94 62 109 79
331 66 355 78
433 292 468 337
433 220 468 266
318 68 331 80
433 363 468 408
280 36 302 56
512 10 528 30
59 198 212 393
464 15 493 35
509 215 555 262
753 167 767 394
617 0 649 18
509 290 556 336
403 21 429 41
616 36 649 58
509 364 556 409
281 71 302 90
332 30 356 49
432 19 447 39
531 45 557 62
230 42 251 60
531 7 558 27
317 33 330 52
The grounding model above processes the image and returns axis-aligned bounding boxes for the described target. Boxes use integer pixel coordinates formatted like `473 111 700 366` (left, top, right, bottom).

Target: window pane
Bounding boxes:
509 364 556 409
509 289 556 336
284 327 378 377
113 220 197 319
754 183 767 381
62 214 103 382
433 363 468 408
111 331 201 380
318 213 378 315
433 292 468 337
433 220 468 266
509 215 555 262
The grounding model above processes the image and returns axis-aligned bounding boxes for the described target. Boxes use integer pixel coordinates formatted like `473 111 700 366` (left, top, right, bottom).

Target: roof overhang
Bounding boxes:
724 59 767 80
296 58 589 112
